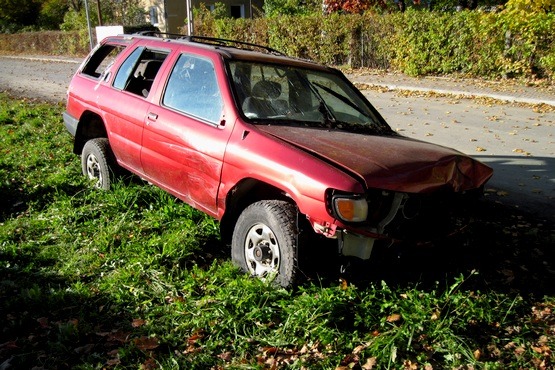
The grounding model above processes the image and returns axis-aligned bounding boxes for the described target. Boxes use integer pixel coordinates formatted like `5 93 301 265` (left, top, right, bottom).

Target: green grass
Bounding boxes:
1 94 554 369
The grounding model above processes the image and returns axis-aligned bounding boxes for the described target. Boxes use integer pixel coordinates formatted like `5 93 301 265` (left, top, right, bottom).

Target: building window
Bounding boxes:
230 5 245 18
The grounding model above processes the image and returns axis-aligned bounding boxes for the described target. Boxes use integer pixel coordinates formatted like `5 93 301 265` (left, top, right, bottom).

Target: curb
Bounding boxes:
1 55 81 64
359 83 555 107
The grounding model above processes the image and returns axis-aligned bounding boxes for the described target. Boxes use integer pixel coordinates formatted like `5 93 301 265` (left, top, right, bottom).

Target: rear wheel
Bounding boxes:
81 138 117 190
231 200 298 287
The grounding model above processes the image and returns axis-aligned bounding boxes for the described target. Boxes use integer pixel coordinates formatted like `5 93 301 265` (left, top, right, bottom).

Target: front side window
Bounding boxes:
228 60 392 135
163 54 223 124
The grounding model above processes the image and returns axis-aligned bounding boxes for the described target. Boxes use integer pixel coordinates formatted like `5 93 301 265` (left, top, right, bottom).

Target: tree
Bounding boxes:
61 0 147 31
0 0 42 31
39 0 70 29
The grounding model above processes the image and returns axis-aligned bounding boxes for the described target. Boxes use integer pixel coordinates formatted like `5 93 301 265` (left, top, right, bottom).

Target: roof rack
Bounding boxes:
135 31 285 56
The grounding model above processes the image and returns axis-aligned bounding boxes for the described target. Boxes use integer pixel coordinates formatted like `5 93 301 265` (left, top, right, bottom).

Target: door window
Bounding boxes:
163 54 223 124
113 47 168 98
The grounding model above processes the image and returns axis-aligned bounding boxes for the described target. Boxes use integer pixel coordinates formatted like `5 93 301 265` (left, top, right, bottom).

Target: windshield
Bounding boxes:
227 60 393 135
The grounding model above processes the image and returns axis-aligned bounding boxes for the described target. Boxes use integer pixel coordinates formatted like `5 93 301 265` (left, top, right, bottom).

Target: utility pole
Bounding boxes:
186 0 193 35
96 0 103 26
84 0 94 50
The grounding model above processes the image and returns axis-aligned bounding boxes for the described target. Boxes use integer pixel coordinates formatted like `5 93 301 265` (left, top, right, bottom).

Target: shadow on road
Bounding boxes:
475 155 554 221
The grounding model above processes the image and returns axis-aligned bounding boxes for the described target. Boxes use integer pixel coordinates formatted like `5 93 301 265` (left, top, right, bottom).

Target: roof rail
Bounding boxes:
135 31 284 56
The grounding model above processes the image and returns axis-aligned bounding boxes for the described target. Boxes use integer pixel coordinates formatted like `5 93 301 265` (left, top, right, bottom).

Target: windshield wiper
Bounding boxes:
294 71 337 129
312 82 370 118
318 101 337 129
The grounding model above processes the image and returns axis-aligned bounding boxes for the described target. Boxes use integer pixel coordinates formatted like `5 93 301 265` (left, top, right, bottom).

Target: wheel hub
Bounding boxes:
253 243 272 263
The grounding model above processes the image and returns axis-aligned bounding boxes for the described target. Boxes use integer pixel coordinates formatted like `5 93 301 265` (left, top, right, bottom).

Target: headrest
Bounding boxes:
136 60 162 79
251 80 281 99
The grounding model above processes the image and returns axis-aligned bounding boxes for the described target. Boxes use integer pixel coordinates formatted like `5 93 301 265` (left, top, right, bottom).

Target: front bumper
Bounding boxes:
336 190 482 260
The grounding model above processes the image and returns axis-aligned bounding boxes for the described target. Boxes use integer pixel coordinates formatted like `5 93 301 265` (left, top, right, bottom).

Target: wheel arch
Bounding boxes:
73 111 107 154
220 178 297 245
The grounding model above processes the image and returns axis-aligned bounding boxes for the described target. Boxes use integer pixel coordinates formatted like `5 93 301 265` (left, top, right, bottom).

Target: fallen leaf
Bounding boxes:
500 269 515 283
353 343 368 354
340 353 359 366
513 148 526 153
474 349 482 360
106 357 121 366
361 357 377 370
386 313 402 323
141 358 157 370
134 336 159 351
476 147 487 152
74 344 95 354
218 352 232 362
187 331 204 344
132 319 146 328
339 278 348 290
262 346 279 355
37 317 50 329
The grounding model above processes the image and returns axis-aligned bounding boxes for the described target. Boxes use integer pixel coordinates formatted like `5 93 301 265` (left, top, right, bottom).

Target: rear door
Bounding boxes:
140 52 232 216
98 46 169 174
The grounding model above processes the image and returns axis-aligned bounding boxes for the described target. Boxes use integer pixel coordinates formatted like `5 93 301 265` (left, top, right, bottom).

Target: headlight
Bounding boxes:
332 195 368 222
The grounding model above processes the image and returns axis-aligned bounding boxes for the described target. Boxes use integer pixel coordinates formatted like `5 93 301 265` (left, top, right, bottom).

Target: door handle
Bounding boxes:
147 112 158 122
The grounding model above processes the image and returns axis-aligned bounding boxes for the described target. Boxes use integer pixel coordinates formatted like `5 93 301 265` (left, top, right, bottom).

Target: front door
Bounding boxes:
140 52 230 216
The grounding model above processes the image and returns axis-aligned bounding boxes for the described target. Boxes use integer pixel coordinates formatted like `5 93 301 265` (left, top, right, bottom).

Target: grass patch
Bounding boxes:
1 94 554 369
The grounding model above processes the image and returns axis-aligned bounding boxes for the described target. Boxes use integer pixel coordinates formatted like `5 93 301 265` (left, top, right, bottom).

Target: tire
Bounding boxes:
81 138 117 190
231 200 298 288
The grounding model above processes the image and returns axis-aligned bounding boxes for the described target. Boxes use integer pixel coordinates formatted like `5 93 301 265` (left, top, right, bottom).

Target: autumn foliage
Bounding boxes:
323 0 373 14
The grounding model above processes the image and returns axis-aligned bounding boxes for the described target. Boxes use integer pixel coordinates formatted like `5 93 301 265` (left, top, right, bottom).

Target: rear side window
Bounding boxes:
113 47 169 98
81 44 125 79
162 54 223 124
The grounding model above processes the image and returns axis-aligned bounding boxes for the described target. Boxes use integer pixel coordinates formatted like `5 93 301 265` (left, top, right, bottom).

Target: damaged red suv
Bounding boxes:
63 33 493 287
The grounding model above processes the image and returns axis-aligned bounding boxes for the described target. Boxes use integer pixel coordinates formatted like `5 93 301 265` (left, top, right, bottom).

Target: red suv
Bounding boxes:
63 33 493 286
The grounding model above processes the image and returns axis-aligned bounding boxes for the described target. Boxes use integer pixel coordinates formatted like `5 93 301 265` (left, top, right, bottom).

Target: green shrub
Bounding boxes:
499 11 555 78
189 7 554 79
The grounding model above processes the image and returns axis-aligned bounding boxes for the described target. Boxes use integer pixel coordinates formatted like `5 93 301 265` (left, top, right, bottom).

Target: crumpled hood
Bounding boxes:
259 125 493 193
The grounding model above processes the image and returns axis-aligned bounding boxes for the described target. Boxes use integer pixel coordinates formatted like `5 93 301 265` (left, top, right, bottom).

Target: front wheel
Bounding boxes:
231 200 298 287
81 138 117 190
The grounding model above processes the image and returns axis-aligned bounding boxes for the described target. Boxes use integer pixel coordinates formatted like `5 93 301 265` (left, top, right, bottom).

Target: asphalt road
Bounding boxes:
1 55 553 220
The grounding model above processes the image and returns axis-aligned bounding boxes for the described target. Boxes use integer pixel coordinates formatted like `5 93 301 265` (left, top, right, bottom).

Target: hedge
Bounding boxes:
1 10 553 80
0 30 89 56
